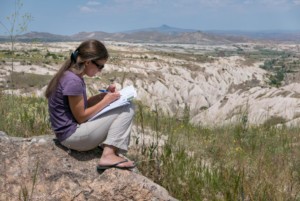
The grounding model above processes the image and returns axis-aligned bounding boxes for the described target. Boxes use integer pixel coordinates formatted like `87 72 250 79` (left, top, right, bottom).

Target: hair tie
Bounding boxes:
71 50 79 63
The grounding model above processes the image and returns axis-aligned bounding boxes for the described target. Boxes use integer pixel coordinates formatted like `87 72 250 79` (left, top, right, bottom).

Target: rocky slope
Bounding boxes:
0 131 176 201
101 42 300 127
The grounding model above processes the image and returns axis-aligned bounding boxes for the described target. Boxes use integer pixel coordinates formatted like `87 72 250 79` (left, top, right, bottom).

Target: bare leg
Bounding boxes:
99 144 135 168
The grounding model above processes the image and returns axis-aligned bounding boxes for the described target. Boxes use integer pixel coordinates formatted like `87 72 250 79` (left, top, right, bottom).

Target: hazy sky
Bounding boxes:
1 0 300 35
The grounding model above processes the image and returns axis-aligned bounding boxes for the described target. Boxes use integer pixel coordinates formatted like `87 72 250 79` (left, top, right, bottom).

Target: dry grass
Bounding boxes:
131 102 300 200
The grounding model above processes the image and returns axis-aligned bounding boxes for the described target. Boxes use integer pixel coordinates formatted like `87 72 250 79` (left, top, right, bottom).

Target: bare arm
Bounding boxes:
68 92 120 124
87 93 106 107
87 84 117 107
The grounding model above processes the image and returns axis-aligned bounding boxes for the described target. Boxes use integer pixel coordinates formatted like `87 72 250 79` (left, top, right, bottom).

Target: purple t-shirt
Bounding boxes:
48 71 87 142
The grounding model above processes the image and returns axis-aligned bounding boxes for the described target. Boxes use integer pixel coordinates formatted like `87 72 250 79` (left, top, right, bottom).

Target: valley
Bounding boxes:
1 41 300 127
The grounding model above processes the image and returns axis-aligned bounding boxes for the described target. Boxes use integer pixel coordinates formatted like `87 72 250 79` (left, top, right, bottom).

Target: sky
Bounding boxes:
1 0 300 36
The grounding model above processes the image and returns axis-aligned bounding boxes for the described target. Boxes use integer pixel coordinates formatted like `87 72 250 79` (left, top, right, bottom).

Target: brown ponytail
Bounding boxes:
44 40 109 98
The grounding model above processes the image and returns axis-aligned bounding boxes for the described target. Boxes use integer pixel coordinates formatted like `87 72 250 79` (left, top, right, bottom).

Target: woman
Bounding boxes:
45 39 135 170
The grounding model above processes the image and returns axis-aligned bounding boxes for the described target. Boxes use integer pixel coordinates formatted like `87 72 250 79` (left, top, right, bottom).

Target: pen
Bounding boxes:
99 89 109 93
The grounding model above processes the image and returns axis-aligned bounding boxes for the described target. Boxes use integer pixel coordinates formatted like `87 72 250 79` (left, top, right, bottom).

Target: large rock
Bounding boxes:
119 56 267 119
0 132 177 201
191 83 300 126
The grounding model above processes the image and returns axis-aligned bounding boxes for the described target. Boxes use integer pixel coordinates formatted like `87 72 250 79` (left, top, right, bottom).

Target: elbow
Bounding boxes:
77 119 86 124
74 116 87 124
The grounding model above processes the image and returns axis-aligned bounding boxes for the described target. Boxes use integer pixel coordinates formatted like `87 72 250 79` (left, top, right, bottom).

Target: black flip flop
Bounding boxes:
96 159 135 170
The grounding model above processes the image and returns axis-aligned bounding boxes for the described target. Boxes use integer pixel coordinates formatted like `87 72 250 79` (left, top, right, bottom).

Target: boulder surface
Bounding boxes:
0 132 177 201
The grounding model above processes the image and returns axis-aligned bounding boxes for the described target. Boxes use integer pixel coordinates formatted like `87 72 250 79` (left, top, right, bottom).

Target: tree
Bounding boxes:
0 0 32 88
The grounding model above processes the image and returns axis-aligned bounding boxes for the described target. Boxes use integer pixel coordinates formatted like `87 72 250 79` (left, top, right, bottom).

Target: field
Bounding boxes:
1 41 300 200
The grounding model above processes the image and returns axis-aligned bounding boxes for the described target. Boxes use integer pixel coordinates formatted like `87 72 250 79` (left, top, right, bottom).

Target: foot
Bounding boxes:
98 154 135 169
97 159 135 170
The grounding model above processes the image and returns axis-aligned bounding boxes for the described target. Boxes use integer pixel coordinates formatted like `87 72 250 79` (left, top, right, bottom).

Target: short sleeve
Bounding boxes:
62 78 84 96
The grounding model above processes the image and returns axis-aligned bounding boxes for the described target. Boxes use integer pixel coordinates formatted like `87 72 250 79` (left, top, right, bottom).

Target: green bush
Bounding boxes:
267 68 286 87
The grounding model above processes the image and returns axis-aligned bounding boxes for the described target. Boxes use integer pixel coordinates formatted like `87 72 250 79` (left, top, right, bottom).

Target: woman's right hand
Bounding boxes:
102 92 120 105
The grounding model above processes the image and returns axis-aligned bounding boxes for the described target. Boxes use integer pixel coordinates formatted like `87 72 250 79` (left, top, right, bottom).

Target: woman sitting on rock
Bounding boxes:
45 39 135 170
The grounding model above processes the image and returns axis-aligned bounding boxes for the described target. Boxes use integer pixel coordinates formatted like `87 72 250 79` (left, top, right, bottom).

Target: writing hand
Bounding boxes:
103 92 120 104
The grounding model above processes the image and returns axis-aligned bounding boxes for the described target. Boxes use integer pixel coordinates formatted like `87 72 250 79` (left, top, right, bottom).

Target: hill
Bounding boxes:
4 25 299 44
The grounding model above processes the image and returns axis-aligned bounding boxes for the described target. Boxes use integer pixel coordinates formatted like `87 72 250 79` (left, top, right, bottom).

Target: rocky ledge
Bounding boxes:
0 131 177 201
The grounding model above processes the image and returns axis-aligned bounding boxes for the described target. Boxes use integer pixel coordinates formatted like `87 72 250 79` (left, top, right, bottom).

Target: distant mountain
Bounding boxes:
70 31 111 41
14 32 70 42
123 24 198 34
0 25 299 44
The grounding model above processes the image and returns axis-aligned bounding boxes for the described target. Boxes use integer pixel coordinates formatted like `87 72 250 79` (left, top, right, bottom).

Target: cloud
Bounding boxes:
242 0 254 5
78 0 299 16
111 0 160 9
87 1 101 6
261 0 287 5
293 0 300 5
79 6 96 13
253 0 300 7
78 1 102 13
170 0 230 8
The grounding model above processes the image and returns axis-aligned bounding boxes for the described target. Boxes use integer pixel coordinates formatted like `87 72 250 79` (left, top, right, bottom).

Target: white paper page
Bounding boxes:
88 85 137 121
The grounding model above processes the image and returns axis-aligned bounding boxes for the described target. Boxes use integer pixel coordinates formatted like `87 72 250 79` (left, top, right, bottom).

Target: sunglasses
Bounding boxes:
91 60 105 70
